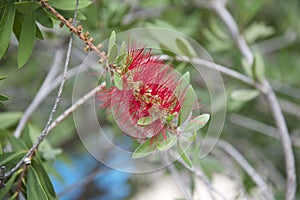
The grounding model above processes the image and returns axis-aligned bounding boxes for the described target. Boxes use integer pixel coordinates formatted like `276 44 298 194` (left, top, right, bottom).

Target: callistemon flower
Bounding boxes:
97 47 188 140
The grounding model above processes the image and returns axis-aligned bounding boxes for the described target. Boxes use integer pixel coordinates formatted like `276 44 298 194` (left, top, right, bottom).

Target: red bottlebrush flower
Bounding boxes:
97 47 188 140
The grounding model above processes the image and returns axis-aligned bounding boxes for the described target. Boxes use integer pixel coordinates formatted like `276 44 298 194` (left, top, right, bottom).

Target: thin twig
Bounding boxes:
4 0 79 179
207 138 275 200
196 1 297 198
169 151 228 200
13 48 65 138
47 82 105 132
228 113 300 148
228 113 279 139
162 153 193 200
254 30 297 54
248 150 285 191
39 0 107 63
176 56 256 87
278 98 300 119
271 80 300 100
58 168 105 197
261 80 296 199
5 83 105 179
13 60 94 139
210 0 254 66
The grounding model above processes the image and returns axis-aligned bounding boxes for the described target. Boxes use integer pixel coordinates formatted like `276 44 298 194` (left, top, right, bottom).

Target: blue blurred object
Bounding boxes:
50 147 133 200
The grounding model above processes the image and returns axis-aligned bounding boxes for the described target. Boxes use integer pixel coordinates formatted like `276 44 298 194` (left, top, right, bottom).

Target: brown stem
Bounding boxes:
16 165 28 199
39 0 107 63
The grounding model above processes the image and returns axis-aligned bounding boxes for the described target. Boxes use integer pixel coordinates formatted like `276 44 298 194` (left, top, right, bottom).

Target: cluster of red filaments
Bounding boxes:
97 47 187 140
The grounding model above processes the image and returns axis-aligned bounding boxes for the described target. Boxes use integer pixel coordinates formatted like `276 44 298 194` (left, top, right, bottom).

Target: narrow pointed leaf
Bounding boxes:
14 2 40 14
108 30 116 53
119 41 127 57
36 8 53 28
108 44 118 64
175 38 192 57
231 89 259 102
157 134 177 151
48 0 91 10
18 12 36 68
181 71 190 83
32 158 56 198
0 76 8 81
0 151 26 168
182 131 197 142
165 113 177 124
27 166 48 200
113 72 123 90
0 0 16 58
183 114 210 132
178 84 196 126
0 172 18 199
0 94 9 101
132 139 156 159
252 53 265 82
177 140 192 167
0 112 22 129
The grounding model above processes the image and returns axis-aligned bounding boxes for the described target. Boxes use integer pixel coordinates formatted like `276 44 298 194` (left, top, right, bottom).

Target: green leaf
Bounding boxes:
0 0 16 58
20 125 33 148
200 157 225 180
178 86 195 126
209 18 230 40
137 116 154 126
0 171 19 200
0 94 9 101
35 25 44 40
0 75 8 81
252 53 265 82
14 2 40 14
32 158 56 198
132 139 156 159
175 38 192 57
231 89 259 102
36 8 53 28
28 124 62 161
181 71 190 83
113 72 123 90
177 140 192 167
27 166 49 200
181 131 197 143
108 30 116 53
3 131 28 151
157 134 177 151
165 113 177 124
241 57 252 77
108 44 118 64
48 0 92 11
244 22 275 43
0 151 26 168
0 112 22 129
119 41 127 57
177 71 196 127
17 12 36 68
183 114 210 132
58 10 87 20
13 13 22 40
203 28 232 52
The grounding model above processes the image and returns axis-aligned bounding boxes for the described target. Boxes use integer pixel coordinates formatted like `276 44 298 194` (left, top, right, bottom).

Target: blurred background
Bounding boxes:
0 0 300 199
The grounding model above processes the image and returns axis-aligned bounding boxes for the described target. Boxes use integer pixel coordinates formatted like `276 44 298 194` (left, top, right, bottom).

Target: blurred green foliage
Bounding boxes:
0 0 300 199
